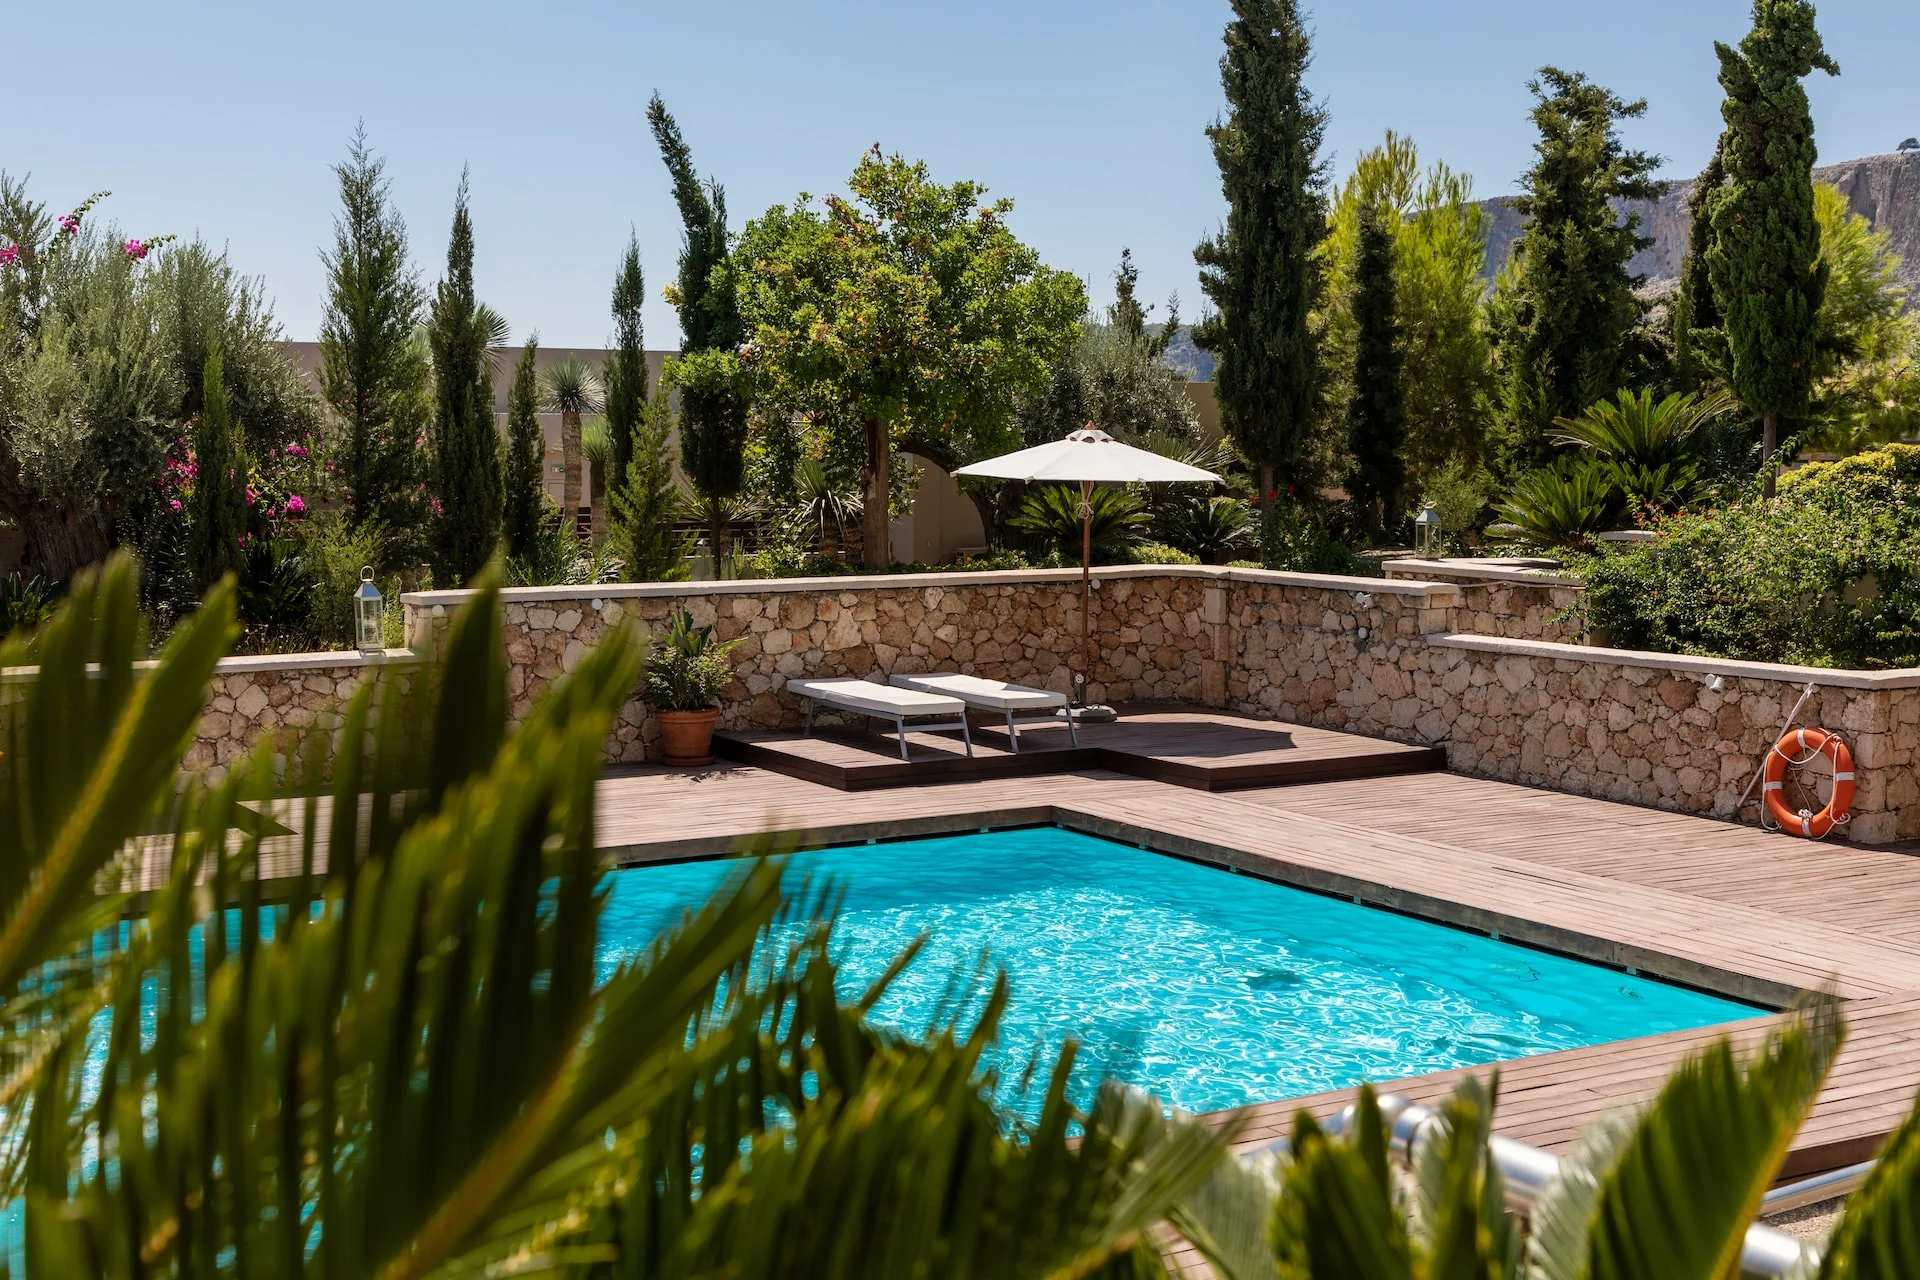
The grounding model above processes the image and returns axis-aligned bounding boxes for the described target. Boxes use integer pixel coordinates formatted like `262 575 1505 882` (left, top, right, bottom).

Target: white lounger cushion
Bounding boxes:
889 673 1067 711
787 678 966 718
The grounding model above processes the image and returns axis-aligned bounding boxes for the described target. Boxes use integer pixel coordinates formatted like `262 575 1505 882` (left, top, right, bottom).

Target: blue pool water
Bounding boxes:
599 827 1758 1116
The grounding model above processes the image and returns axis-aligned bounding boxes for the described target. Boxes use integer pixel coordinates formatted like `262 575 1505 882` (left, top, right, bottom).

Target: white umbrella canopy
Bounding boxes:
953 428 1222 485
954 427 1226 719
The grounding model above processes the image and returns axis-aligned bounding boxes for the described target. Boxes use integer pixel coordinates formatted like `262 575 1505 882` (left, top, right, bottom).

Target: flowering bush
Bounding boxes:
1579 444 1920 668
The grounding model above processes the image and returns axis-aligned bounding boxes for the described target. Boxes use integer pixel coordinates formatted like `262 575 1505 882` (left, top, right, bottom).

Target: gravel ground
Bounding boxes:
1761 1197 1844 1243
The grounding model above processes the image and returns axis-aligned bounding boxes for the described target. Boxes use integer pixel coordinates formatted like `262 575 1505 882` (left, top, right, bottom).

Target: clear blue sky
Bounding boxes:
11 1 1916 348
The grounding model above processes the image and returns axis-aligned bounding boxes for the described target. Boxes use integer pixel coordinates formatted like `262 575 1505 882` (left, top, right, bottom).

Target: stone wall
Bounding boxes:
186 650 416 774
369 565 1920 843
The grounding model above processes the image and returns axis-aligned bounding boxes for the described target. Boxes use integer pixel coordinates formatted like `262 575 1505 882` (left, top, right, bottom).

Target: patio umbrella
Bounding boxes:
954 427 1222 717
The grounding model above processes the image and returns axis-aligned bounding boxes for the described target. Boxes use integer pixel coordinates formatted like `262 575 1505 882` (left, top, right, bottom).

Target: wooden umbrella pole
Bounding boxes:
1080 479 1093 707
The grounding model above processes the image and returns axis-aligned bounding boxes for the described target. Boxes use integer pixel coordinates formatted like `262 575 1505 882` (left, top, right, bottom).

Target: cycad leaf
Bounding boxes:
1585 998 1841 1280
1524 1111 1635 1280
1165 1139 1281 1280
1271 1095 1415 1280
1816 1090 1920 1280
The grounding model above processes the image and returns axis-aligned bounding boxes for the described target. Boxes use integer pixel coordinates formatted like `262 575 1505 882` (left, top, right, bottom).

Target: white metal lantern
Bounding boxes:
1413 504 1443 559
354 567 384 653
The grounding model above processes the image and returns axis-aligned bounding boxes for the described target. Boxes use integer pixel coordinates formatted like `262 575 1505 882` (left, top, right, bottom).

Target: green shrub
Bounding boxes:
1488 457 1617 550
1154 493 1255 563
1009 484 1145 564
1260 503 1366 574
299 514 396 646
1123 542 1201 566
1581 443 1920 667
643 608 741 710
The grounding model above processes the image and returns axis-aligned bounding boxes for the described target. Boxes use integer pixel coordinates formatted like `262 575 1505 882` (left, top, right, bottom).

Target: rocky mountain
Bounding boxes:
1478 148 1920 295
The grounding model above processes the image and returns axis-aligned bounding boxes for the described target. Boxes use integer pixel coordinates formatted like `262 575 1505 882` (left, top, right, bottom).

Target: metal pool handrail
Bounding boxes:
1254 1093 1816 1278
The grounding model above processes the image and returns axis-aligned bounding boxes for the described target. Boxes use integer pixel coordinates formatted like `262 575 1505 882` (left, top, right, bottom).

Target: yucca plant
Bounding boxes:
0 552 1258 1280
793 455 864 561
541 353 605 536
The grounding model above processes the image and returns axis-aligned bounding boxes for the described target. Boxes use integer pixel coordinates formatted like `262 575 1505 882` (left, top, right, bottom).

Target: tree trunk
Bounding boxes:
861 416 891 570
589 458 607 548
1760 410 1779 500
15 503 113 582
561 409 583 536
1258 463 1275 509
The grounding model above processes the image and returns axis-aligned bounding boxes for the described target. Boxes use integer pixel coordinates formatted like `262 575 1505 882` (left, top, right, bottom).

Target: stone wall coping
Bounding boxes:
1381 559 1585 588
1431 631 1920 690
0 647 418 685
400 564 1463 608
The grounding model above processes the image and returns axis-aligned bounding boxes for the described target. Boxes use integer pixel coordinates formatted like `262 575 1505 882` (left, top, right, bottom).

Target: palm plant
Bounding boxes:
1157 494 1257 564
1488 458 1619 551
1011 483 1147 565
0 552 1256 1280
793 455 863 561
541 353 604 537
1550 388 1732 518
583 416 614 546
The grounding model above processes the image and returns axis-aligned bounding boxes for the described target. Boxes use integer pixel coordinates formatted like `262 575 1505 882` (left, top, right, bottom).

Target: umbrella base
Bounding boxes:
1061 704 1118 724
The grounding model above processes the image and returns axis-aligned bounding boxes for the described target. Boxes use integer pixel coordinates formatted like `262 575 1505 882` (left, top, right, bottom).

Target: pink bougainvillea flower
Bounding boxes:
169 499 183 512
285 494 306 515
245 486 258 506
125 238 148 260
0 244 17 266
286 442 308 458
59 214 80 235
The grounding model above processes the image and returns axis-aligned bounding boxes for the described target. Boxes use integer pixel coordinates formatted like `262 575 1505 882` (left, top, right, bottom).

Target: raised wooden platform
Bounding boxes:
712 706 1446 792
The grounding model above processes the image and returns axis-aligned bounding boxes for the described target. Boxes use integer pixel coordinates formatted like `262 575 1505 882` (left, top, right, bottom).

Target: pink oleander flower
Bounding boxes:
245 486 258 506
285 494 306 515
286 442 308 458
59 214 80 235
169 499 182 512
0 245 17 267
125 238 148 260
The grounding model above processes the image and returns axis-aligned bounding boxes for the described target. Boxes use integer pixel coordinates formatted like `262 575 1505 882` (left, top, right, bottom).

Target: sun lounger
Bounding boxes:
786 678 975 761
888 673 1078 752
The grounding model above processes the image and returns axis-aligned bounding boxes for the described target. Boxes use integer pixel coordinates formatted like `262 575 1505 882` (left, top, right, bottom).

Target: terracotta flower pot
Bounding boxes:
656 708 720 767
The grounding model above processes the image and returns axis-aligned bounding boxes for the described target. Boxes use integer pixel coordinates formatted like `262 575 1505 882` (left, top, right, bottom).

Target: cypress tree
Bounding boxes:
503 336 543 561
1345 206 1406 535
649 92 747 556
428 174 503 585
1673 140 1726 391
603 235 648 507
1704 0 1839 496
611 379 691 582
317 124 426 538
1489 68 1661 478
1194 0 1329 506
190 346 248 592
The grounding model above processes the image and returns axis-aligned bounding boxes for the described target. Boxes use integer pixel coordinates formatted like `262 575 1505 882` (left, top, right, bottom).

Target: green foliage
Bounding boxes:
1260 502 1365 574
1156 494 1257 564
1704 0 1839 478
1010 484 1146 565
507 498 623 587
1346 207 1406 534
1808 183 1920 452
1017 319 1202 450
318 125 429 539
1418 459 1492 549
1124 541 1202 566
1322 133 1493 503
669 347 751 553
236 534 317 630
604 234 649 492
1581 444 1920 666
428 175 504 585
644 607 740 710
649 92 742 355
0 572 60 640
1488 69 1662 479
187 347 247 591
1194 0 1329 499
297 511 394 645
503 337 544 560
611 378 691 583
793 454 864 557
735 148 1085 567
1488 457 1615 551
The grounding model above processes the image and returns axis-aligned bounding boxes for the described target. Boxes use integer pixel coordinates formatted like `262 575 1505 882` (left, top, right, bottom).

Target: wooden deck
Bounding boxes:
713 706 1445 792
592 760 1920 1181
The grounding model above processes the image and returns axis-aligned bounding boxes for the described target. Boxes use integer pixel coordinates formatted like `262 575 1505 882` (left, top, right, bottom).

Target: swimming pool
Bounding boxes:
599 826 1759 1117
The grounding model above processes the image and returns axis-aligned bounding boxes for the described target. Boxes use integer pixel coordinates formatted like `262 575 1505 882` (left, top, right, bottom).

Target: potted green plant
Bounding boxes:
644 608 741 766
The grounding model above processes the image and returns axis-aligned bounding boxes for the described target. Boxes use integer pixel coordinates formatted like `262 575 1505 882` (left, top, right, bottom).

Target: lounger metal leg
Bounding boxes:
1006 709 1019 753
1065 706 1079 748
961 715 974 758
803 698 813 736
895 713 910 761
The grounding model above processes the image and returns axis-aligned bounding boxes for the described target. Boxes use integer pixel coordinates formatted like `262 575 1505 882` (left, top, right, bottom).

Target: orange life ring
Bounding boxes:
1762 727 1854 838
